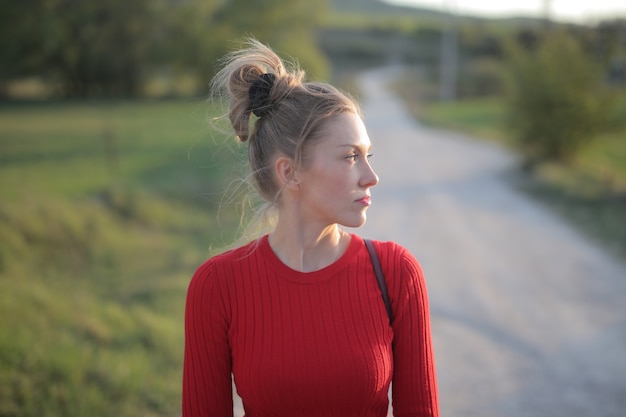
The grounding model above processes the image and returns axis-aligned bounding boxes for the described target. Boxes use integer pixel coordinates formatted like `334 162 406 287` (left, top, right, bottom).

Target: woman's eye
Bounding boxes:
345 153 373 161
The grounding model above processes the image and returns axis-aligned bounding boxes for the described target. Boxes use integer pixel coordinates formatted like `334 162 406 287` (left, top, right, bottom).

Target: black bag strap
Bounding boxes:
364 239 392 323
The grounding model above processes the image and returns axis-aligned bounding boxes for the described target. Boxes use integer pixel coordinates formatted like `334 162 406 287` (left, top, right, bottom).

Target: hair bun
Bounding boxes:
249 73 276 118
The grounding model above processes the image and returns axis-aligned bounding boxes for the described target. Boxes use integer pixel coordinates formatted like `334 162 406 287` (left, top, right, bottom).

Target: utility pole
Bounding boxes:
543 0 552 29
439 0 458 101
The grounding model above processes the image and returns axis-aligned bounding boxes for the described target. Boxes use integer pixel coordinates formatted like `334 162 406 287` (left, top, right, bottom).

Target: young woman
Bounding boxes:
183 38 439 417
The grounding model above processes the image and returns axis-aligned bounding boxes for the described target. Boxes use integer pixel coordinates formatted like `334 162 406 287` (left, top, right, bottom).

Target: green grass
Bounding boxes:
418 98 511 143
390 75 512 142
415 96 626 193
0 100 247 416
0 100 241 200
393 77 626 260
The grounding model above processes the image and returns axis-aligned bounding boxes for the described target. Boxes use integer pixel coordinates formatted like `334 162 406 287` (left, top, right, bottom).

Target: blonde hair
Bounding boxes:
211 38 360 205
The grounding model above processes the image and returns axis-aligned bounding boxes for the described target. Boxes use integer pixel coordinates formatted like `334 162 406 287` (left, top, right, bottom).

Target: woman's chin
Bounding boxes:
340 214 368 229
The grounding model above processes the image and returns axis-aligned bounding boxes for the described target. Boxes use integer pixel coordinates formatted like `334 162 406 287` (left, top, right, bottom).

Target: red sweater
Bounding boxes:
183 234 439 417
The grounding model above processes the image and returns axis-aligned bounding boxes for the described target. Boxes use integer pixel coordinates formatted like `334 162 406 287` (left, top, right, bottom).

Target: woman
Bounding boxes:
183 39 439 417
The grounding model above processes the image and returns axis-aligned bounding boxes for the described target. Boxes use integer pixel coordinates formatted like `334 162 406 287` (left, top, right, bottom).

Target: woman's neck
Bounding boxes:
268 223 350 273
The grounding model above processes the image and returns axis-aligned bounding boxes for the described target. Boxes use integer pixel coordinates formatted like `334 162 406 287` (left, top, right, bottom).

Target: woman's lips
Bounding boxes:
356 196 372 206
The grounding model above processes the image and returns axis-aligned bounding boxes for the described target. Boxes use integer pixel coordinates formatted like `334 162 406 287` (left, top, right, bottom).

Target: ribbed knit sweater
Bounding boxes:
183 234 439 417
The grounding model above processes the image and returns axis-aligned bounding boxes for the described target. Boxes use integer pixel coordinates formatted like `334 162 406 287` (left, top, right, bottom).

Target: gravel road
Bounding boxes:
356 67 626 417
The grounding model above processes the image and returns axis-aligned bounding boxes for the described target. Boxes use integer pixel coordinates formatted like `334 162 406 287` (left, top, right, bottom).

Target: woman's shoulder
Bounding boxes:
186 239 265 313
366 238 418 263
363 237 424 280
191 237 263 281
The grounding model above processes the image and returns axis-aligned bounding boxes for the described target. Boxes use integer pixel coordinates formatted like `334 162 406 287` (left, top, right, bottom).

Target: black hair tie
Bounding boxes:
249 73 276 118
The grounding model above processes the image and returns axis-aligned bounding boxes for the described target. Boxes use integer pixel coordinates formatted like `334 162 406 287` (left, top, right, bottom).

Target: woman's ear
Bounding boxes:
274 156 300 190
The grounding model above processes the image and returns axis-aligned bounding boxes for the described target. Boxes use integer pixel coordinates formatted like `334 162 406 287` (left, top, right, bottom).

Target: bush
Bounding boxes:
503 31 613 162
458 57 505 98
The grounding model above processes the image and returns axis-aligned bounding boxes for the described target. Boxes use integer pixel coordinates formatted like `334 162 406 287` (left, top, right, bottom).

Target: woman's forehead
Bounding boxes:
320 113 371 147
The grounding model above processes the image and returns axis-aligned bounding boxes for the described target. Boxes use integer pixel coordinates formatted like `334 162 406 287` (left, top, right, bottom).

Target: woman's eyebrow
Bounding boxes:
336 144 373 150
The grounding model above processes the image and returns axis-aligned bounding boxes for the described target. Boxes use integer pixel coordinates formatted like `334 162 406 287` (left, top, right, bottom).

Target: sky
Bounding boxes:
384 0 626 23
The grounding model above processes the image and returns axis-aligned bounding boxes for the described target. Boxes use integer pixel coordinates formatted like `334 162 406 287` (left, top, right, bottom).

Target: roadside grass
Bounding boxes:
393 77 626 260
417 98 512 144
0 100 246 416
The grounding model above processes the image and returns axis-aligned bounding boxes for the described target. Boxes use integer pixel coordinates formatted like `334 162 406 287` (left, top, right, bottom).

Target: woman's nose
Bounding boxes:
361 160 379 188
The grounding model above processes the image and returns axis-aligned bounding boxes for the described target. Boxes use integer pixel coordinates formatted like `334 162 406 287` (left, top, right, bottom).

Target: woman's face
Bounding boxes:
295 112 379 229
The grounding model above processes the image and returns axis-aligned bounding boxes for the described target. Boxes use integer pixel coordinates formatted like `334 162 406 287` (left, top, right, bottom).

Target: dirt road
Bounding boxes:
357 67 626 416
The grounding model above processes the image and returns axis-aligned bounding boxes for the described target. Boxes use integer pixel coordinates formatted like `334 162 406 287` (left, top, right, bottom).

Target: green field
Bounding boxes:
0 100 246 416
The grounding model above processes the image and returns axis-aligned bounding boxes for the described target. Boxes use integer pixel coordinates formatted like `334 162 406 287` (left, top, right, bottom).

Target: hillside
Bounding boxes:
330 0 552 27
331 0 446 17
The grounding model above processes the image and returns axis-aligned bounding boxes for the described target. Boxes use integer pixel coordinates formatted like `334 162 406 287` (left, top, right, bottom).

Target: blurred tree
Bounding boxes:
0 0 330 98
150 0 222 75
503 31 614 163
0 0 48 97
200 0 331 80
0 0 157 97
586 19 626 86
